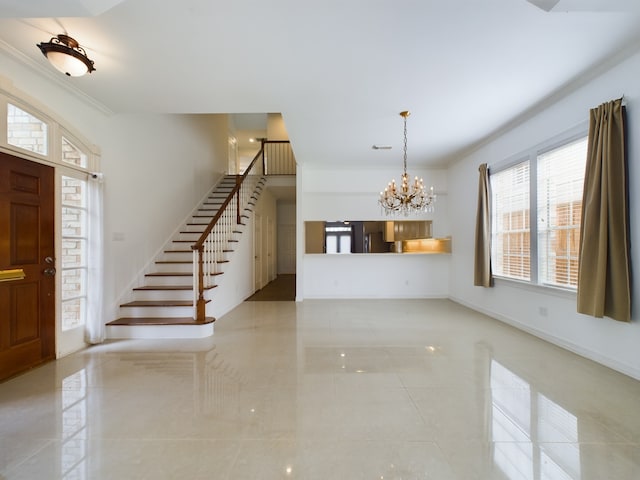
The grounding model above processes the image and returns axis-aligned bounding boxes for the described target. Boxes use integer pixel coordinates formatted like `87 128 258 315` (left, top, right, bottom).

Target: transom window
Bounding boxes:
491 134 588 289
62 136 88 168
7 103 48 155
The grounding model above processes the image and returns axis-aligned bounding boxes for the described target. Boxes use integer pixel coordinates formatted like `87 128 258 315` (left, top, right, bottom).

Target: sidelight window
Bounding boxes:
61 175 88 331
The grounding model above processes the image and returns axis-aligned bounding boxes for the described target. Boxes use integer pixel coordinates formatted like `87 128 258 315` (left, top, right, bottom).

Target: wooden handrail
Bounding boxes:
191 146 264 322
192 147 264 252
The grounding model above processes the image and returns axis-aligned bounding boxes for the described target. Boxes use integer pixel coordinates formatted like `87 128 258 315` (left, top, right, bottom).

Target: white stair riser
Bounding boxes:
132 290 194 302
107 323 214 339
175 232 201 241
161 252 192 262
183 225 209 232
154 263 193 273
145 275 194 286
119 306 195 318
177 230 236 240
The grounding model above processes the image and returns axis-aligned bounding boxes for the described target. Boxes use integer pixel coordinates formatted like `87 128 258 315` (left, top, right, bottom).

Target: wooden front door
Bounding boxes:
0 152 55 381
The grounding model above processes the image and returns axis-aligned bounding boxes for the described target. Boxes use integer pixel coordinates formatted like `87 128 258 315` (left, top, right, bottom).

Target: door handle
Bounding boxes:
43 267 56 277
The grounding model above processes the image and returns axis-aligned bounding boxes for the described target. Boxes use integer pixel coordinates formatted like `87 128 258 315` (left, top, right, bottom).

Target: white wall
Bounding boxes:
298 164 450 299
448 48 640 380
267 113 289 140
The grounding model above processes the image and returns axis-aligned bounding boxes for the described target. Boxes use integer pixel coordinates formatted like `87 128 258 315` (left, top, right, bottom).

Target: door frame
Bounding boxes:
0 86 101 359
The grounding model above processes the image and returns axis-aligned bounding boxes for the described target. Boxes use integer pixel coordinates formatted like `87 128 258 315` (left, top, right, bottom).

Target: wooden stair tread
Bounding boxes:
133 285 216 291
145 272 192 276
145 271 223 276
120 300 201 307
156 260 228 264
107 317 215 326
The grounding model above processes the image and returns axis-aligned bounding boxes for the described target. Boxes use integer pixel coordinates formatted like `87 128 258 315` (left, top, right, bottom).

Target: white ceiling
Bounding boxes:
1 0 639 169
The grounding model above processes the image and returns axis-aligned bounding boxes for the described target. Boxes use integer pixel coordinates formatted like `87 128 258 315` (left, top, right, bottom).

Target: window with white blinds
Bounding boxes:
537 137 588 288
490 130 588 290
491 160 531 280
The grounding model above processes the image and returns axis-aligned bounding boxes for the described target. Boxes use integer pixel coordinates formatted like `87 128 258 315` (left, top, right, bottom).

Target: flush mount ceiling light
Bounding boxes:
378 111 436 216
37 34 95 77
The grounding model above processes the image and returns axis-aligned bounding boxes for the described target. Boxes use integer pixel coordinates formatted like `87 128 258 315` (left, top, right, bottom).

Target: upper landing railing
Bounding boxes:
262 140 296 175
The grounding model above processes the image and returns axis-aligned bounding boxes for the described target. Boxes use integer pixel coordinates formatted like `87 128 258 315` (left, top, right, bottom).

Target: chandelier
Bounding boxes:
379 111 436 216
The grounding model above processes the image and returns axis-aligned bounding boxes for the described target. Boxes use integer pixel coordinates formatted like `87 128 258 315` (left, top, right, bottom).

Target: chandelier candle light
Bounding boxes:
379 111 436 216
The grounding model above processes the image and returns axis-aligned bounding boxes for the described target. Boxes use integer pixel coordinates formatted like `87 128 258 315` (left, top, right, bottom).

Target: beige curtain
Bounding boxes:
577 98 630 322
474 163 492 287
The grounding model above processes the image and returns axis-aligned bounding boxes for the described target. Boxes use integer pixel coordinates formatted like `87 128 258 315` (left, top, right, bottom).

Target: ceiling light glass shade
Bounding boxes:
37 34 95 77
379 111 436 216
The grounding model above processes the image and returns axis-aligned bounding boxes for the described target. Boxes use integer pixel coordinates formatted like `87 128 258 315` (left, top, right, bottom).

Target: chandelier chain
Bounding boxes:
403 114 408 174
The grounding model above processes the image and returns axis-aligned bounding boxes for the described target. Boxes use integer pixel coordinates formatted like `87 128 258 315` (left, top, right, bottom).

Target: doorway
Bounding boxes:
0 152 56 381
254 213 263 291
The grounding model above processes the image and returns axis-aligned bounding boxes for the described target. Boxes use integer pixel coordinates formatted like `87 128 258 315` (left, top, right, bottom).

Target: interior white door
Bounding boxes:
254 213 263 290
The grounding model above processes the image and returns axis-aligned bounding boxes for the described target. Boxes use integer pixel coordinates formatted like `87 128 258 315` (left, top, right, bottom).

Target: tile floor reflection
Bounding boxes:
1 299 639 479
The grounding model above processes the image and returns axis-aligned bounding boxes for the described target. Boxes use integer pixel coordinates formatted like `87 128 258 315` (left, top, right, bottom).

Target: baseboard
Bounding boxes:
300 294 449 300
449 295 640 381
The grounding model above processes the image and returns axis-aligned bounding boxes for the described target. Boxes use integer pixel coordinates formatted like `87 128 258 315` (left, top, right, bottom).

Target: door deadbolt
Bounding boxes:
44 267 56 277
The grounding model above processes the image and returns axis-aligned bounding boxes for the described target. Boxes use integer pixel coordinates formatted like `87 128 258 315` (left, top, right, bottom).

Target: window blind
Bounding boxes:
490 160 531 280
537 137 587 288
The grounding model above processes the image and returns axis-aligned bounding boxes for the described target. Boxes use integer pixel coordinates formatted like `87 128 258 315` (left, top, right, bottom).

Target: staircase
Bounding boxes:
106 175 266 339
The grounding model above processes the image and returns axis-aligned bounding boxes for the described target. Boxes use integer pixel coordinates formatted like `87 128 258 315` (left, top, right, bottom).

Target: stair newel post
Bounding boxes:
195 245 206 323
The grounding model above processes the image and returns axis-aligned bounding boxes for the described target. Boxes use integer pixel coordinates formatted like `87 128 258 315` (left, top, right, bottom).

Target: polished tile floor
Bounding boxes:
1 299 639 479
